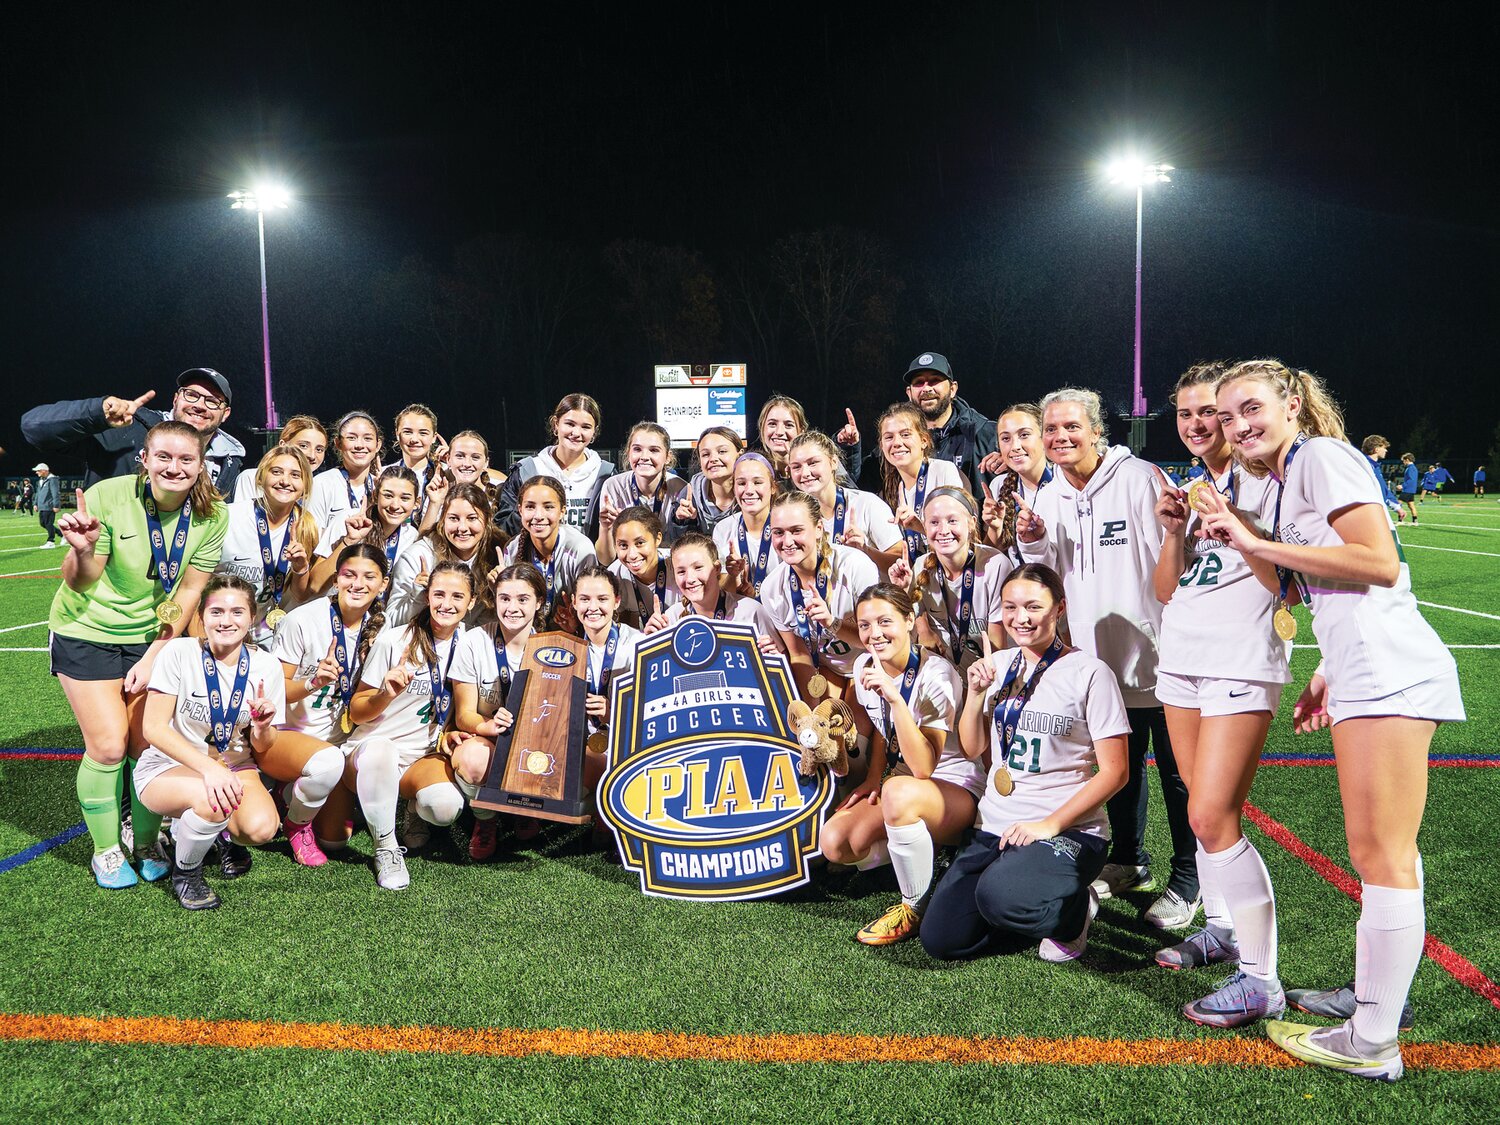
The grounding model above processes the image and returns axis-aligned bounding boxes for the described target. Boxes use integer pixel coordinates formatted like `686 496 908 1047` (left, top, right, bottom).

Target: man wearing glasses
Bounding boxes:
21 368 247 500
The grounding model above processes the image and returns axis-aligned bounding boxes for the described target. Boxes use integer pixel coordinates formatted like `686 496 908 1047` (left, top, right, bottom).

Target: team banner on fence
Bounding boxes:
599 619 834 901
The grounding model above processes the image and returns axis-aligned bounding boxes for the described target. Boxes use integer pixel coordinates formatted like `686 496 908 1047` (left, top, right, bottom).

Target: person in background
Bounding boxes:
902 351 996 506
1396 454 1419 525
22 368 246 498
34 462 60 547
1360 436 1399 518
1474 465 1486 497
497 393 614 539
227 416 328 506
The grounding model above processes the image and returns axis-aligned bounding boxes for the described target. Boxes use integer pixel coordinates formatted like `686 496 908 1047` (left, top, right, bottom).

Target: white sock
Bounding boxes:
414 783 464 827
853 840 890 871
1197 842 1234 937
885 821 934 907
1351 882 1424 1049
285 747 346 825
172 808 228 870
1207 837 1278 980
452 773 498 820
354 739 401 848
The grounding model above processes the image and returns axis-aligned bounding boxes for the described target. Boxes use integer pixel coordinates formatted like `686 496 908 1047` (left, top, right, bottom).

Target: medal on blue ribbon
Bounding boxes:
144 485 191 624
330 600 365 734
1271 435 1308 642
426 638 458 729
901 460 931 561
991 637 1066 795
738 517 773 593
880 644 924 766
942 549 977 662
202 642 252 758
589 623 620 698
254 503 297 629
787 557 831 671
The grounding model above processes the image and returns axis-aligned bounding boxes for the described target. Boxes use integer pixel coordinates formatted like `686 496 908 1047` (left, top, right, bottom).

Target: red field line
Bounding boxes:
1 1012 1497 1071
1243 802 1500 1011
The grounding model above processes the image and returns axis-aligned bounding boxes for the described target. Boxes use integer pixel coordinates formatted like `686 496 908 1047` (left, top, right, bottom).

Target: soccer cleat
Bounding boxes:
512 814 542 842
1182 970 1286 1028
1040 887 1099 962
1267 1020 1404 1082
374 846 410 890
469 816 499 861
1091 863 1154 899
285 819 328 867
856 902 922 946
218 836 253 879
1146 888 1203 930
1285 981 1415 1032
1155 926 1239 970
135 838 171 883
401 805 431 849
39 540 56 549
90 845 139 889
169 858 221 911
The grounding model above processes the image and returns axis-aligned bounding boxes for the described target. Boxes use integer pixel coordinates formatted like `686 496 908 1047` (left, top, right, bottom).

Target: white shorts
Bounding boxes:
890 757 987 800
1328 670 1466 725
132 747 258 798
1155 671 1284 717
345 735 437 772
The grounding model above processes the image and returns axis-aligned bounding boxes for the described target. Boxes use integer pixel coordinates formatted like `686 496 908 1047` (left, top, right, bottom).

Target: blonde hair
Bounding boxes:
770 488 835 601
1215 359 1347 477
624 421 677 471
253 443 319 556
785 430 849 485
911 486 979 604
992 403 1045 554
1039 387 1109 454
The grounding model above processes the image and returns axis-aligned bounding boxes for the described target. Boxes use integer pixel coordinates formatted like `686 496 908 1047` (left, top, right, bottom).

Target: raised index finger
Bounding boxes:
75 488 88 515
845 408 856 426
131 390 157 409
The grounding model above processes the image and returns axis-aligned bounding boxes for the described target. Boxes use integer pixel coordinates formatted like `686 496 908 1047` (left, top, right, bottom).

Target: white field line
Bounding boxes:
0 545 53 554
1291 643 1500 651
1402 522 1500 532
0 647 48 653
0 620 47 634
0 566 59 578
1416 600 1500 622
1403 543 1500 559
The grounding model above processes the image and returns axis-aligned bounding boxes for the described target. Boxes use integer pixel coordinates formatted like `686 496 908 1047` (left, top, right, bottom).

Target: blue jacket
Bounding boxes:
35 474 61 511
21 397 245 500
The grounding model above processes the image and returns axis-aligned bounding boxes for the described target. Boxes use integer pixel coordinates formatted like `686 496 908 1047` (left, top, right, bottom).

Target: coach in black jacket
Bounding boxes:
21 367 247 501
903 351 997 505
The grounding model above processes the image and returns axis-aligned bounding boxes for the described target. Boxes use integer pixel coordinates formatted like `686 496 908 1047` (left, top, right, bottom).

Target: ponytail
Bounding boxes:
1216 359 1348 477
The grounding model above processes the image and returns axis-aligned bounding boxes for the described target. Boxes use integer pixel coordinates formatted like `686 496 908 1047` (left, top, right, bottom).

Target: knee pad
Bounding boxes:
355 738 400 776
414 783 464 826
304 746 347 789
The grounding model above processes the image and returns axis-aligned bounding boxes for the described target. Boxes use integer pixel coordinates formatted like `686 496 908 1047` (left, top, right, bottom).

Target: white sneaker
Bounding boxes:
1040 887 1098 962
1146 888 1203 930
1091 862 1154 899
374 846 410 890
40 541 56 549
401 804 430 849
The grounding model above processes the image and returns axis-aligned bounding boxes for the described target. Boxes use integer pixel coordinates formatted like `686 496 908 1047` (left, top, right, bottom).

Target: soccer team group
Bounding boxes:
20 351 1463 1081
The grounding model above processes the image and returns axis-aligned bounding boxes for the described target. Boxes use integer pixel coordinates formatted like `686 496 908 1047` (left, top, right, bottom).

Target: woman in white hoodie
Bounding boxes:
496 394 615 540
1015 387 1199 931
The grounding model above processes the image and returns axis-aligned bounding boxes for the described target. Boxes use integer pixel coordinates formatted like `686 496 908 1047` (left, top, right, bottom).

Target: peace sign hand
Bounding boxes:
57 489 101 553
102 390 156 428
835 408 860 446
310 640 342 689
485 545 507 586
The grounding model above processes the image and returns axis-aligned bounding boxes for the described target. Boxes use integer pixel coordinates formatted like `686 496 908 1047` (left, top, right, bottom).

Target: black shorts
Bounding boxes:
49 634 153 681
1398 492 1415 503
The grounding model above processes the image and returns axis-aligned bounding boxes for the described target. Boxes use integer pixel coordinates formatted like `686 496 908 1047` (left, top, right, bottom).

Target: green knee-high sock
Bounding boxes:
76 755 124 856
125 760 163 856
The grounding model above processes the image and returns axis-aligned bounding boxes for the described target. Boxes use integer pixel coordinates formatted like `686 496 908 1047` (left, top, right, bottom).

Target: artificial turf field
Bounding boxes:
0 501 1496 1124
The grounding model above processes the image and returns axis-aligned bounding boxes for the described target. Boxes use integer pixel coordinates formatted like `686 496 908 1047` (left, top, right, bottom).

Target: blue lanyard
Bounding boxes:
494 632 523 700
831 487 848 542
992 638 1066 750
631 476 666 516
1272 434 1309 606
201 643 252 757
787 558 831 669
901 461 931 561
254 504 296 607
738 516 773 592
880 645 924 754
329 601 365 713
340 468 373 511
426 638 458 729
589 624 620 697
941 549 977 660
143 486 191 596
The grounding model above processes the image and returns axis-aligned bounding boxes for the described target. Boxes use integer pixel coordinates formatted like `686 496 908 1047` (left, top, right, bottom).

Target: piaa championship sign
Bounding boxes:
599 619 834 901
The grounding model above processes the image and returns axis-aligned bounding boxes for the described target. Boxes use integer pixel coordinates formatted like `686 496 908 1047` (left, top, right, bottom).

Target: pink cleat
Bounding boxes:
286 819 329 867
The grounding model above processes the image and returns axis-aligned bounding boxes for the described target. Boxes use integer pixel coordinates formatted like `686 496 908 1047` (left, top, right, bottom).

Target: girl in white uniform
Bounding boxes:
822 584 983 947
760 490 879 701
385 403 441 495
449 563 544 858
608 506 682 630
387 483 504 628
921 564 1130 962
1149 362 1291 1029
497 393 614 539
573 563 645 781
229 416 329 508
308 410 383 528
984 403 1055 569
713 452 777 597
787 430 903 569
269 543 389 867
135 575 286 910
1015 387 1199 929
876 403 966 562
215 445 319 645
503 476 597 630
596 421 688 560
309 465 422 596
890 487 1010 671
1206 360 1463 1081
345 563 475 891
661 533 785 650
670 425 744 537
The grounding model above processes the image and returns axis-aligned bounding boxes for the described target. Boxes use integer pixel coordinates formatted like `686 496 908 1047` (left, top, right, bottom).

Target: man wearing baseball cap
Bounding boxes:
32 462 61 548
904 351 997 504
21 367 246 500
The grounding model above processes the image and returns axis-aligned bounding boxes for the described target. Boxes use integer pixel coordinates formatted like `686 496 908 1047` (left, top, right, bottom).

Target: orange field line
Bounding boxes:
2 1013 1497 1071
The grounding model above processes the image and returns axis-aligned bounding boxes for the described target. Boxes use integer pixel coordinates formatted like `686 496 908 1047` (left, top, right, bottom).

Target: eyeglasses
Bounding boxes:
178 388 226 410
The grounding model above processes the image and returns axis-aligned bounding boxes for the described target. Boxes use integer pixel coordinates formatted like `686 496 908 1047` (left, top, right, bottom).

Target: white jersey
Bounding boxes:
713 513 776 592
585 624 644 734
599 471 688 523
215 503 305 646
850 649 984 796
1017 447 1167 707
386 538 493 628
531 446 606 531
664 589 781 637
896 457 966 512
609 553 682 629
450 621 534 718
315 512 422 565
272 597 375 741
228 467 260 508
759 545 880 679
974 648 1130 839
824 487 903 553
1278 437 1457 701
1159 465 1289 684
913 544 1013 670
146 637 287 767
503 525 596 606
308 467 376 530
990 470 1056 569
351 624 465 763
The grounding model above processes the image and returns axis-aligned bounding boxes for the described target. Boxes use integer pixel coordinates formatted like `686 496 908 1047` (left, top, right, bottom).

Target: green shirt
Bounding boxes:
48 476 230 645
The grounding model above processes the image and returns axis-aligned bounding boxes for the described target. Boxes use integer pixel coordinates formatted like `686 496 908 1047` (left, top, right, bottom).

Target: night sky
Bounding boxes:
5 3 1497 474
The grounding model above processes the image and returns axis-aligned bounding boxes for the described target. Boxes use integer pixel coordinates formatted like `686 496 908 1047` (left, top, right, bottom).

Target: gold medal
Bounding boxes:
992 768 1014 797
806 674 828 700
586 732 609 755
265 608 287 630
1273 605 1298 642
155 600 183 626
340 710 353 734
1186 479 1213 514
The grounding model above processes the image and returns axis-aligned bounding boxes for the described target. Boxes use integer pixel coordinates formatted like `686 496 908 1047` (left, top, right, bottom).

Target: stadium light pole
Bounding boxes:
1106 158 1172 453
228 185 291 434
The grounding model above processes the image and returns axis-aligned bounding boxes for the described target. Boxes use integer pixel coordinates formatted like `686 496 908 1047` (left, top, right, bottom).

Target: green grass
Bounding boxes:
1 503 1497 1123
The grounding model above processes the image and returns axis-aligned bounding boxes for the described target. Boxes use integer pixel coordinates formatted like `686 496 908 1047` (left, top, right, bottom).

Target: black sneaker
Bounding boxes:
170 857 221 911
219 838 253 879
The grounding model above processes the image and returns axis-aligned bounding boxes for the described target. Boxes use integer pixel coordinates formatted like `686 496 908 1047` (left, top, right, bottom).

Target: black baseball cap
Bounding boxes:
176 367 232 406
904 351 953 384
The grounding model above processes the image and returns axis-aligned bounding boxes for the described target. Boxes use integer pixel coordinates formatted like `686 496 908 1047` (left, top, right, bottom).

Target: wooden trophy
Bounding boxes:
473 631 591 823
